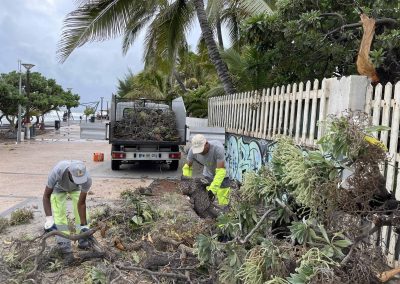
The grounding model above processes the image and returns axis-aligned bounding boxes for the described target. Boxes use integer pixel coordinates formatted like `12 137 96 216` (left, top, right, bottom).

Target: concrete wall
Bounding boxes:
226 133 276 182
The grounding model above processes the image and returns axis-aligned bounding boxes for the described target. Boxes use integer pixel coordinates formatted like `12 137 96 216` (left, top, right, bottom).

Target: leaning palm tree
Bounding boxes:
57 0 273 95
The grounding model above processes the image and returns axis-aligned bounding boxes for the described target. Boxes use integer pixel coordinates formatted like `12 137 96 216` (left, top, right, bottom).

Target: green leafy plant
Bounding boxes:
289 219 317 245
4 250 20 268
287 248 338 284
91 267 107 284
313 225 352 259
121 191 158 228
194 234 220 265
237 246 266 284
370 48 386 68
216 213 240 238
218 244 246 284
47 259 62 272
9 208 34 226
0 217 9 233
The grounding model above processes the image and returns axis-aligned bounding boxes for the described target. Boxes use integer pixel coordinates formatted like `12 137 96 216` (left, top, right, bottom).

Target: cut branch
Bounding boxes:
324 18 398 38
116 264 190 281
239 208 274 244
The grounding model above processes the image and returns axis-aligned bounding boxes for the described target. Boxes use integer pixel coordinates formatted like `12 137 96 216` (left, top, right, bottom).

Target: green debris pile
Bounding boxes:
113 108 180 142
194 112 394 284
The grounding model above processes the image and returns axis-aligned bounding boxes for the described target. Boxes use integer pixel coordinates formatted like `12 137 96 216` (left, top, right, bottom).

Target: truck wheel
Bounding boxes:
112 160 121 171
170 160 179 171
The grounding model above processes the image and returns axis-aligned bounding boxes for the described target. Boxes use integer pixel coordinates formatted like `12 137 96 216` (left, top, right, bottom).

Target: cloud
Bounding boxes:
0 1 150 108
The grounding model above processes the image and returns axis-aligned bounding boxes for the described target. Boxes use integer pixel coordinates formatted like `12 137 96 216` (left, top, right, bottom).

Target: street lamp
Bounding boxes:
66 88 72 141
21 63 35 124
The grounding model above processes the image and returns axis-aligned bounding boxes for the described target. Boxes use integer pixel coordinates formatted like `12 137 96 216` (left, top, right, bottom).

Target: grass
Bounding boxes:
0 217 9 233
9 208 34 226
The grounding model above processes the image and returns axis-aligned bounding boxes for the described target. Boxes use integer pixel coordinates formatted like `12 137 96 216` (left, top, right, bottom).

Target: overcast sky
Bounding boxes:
0 0 201 110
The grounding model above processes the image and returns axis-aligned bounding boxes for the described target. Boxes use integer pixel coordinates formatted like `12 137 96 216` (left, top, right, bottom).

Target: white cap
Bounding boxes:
191 134 206 154
68 161 88 184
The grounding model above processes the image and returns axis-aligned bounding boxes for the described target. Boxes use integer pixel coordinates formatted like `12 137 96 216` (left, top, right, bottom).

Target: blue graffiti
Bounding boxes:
226 136 262 181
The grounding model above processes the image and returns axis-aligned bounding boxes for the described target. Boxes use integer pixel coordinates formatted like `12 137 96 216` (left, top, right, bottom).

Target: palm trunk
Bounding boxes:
216 15 224 49
193 0 236 95
174 70 188 93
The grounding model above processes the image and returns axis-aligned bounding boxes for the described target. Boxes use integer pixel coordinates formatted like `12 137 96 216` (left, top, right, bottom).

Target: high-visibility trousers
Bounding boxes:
51 191 89 250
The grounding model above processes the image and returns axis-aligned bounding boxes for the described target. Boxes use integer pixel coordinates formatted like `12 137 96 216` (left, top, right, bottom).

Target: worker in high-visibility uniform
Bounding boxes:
42 160 93 259
182 134 231 206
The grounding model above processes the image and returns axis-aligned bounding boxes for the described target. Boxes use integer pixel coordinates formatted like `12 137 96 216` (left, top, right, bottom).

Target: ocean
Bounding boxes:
0 110 85 125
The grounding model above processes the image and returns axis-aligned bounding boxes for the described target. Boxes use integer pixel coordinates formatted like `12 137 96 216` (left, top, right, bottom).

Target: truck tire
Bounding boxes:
111 145 121 170
111 160 121 171
170 160 179 171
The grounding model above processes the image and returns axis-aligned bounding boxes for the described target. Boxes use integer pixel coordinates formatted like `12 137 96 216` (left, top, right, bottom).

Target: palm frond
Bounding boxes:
237 0 274 15
206 0 224 25
145 0 195 63
204 85 225 98
57 0 149 62
122 13 154 55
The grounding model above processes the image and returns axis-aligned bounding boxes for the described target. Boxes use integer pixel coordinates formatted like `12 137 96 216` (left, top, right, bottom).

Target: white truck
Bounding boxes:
108 96 186 171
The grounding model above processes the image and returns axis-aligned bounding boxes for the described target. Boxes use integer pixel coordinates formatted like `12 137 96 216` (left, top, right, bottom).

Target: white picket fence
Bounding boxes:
208 79 328 147
365 81 400 267
208 76 400 267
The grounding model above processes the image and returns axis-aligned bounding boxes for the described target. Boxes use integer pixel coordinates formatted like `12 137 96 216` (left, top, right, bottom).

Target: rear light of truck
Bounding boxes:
169 152 181 159
112 152 126 159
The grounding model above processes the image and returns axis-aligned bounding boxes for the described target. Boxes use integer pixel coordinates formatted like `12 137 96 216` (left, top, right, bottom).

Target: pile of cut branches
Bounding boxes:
1 112 398 283
193 112 398 284
113 108 180 141
0 180 212 283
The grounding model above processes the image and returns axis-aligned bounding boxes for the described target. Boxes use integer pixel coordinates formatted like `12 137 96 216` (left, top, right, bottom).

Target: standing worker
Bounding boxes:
182 134 231 206
42 160 93 260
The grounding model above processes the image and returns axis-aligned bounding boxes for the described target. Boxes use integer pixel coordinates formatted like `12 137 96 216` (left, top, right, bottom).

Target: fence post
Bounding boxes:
326 75 370 115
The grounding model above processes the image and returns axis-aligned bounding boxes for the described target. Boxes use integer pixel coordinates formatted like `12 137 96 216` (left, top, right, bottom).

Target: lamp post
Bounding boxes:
21 63 35 139
66 88 72 141
17 60 23 143
100 96 104 122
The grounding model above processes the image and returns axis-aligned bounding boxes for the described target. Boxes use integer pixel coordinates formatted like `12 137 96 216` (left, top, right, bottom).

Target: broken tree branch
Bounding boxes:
324 18 398 38
116 263 190 281
239 208 274 244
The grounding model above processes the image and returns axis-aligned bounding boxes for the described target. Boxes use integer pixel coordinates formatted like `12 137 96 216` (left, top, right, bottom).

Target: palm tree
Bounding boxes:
57 0 273 95
207 0 276 49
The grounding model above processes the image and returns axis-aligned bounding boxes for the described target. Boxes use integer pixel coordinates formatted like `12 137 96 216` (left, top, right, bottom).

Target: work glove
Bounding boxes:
206 168 231 206
78 225 92 250
182 163 192 177
44 216 57 233
364 135 387 151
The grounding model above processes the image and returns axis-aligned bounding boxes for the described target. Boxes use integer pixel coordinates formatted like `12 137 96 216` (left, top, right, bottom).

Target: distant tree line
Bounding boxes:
0 71 80 129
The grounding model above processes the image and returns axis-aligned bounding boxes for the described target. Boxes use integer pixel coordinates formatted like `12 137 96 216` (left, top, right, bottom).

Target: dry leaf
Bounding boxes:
378 267 400 282
113 237 125 251
147 233 153 243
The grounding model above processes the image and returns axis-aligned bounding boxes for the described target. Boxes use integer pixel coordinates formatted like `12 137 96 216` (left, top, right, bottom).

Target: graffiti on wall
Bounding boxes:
226 134 276 182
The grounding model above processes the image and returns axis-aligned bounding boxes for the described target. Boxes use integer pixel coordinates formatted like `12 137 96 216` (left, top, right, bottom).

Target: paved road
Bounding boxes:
0 123 200 217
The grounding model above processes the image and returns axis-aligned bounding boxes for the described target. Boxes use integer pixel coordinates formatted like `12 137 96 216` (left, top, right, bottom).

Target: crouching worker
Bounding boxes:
42 160 93 259
183 134 231 206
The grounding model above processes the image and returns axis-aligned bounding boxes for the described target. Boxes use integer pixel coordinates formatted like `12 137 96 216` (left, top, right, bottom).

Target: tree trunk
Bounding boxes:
173 70 187 93
193 0 236 95
5 115 15 130
216 15 224 49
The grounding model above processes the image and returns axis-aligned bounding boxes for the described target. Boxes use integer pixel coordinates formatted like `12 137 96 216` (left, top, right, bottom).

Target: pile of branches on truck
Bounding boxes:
113 108 180 142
